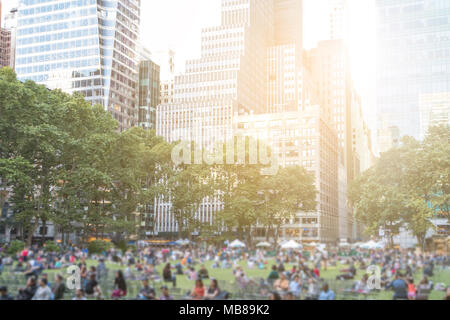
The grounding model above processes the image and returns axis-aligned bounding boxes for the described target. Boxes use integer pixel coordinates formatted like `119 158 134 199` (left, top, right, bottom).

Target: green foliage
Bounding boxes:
43 241 59 252
115 240 128 253
0 69 174 245
87 240 113 254
7 240 25 255
349 125 449 246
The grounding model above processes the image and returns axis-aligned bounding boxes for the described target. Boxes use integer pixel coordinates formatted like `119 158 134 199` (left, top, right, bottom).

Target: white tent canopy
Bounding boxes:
281 240 303 250
175 239 190 246
361 240 385 250
229 239 246 248
256 241 271 248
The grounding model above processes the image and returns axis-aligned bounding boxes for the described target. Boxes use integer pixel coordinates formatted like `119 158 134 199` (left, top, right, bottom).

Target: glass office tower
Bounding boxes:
15 0 141 131
376 0 450 140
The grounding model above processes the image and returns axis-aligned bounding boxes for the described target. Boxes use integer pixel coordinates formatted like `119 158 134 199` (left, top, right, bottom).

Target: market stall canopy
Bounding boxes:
229 240 246 248
361 240 385 250
256 241 271 248
281 240 303 250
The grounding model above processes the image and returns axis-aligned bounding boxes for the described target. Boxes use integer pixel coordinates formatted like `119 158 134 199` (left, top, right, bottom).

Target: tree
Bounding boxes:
257 166 317 246
167 161 214 240
0 68 69 245
349 125 449 247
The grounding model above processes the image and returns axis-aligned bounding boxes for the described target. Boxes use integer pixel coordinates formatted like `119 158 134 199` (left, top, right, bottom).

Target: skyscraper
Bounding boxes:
15 0 141 131
419 92 450 139
329 0 348 40
137 47 160 130
0 0 12 68
157 0 273 148
235 106 339 244
3 7 18 70
273 0 303 48
376 0 450 141
267 0 306 114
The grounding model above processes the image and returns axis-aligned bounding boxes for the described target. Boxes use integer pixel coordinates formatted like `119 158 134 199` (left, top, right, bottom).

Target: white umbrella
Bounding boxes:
229 240 246 248
361 240 383 249
281 240 303 250
256 241 271 248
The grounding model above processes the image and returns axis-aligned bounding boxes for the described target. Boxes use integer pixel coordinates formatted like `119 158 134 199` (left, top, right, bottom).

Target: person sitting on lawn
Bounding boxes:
318 283 336 300
336 262 357 280
186 266 198 281
137 278 156 300
267 265 280 285
353 274 370 294
274 273 289 293
305 278 319 300
386 272 408 300
197 264 209 280
190 279 205 300
204 278 220 300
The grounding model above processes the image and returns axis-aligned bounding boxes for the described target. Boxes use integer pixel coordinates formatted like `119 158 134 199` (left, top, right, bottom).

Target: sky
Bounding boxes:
1 0 377 131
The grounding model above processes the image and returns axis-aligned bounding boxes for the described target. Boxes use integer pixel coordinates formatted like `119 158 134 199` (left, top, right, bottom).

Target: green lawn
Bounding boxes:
1 258 448 300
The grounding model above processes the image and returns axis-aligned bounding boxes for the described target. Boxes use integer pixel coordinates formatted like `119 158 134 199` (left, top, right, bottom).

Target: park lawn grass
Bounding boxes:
2 258 448 300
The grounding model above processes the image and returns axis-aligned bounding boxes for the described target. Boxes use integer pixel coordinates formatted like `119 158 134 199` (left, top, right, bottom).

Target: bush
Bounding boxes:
44 241 59 252
115 240 128 253
7 240 25 256
87 240 113 254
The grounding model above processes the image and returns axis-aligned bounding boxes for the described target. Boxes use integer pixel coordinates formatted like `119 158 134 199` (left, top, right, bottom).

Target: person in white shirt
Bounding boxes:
33 278 53 300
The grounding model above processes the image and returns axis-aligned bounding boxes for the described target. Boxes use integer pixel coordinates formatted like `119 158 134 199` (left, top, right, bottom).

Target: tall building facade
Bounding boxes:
305 39 370 241
137 46 160 130
152 49 176 105
235 106 339 244
329 0 348 40
155 0 308 237
0 0 12 68
419 92 450 140
157 0 273 147
376 0 450 141
3 7 18 69
15 0 141 131
155 0 274 236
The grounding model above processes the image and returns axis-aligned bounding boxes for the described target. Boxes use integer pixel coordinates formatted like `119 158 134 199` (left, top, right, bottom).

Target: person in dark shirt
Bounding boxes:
53 274 66 300
159 285 174 300
112 270 127 299
0 286 14 300
386 273 408 300
197 265 209 280
267 265 280 284
162 263 177 287
17 276 38 300
137 278 156 300
85 273 99 296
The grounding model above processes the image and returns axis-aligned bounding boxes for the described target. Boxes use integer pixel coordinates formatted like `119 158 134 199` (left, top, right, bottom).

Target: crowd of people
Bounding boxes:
0 241 449 301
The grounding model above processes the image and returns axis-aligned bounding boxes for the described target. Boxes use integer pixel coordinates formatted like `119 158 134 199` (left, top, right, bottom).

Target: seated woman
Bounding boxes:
274 273 290 292
186 266 198 281
204 279 220 300
353 274 370 294
190 279 205 300
336 263 357 280
112 271 127 299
